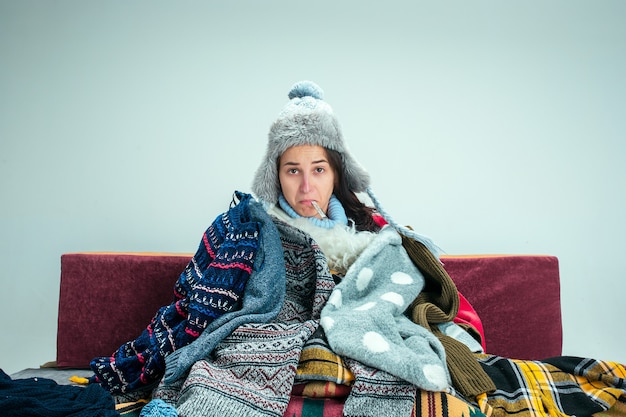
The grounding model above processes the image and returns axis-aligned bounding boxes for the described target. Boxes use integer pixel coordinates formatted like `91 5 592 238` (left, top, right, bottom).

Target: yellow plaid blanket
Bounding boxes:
475 355 626 416
295 327 355 385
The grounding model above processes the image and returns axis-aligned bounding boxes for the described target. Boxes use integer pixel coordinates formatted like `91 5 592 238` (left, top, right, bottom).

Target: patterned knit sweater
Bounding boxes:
152 218 334 416
90 192 269 394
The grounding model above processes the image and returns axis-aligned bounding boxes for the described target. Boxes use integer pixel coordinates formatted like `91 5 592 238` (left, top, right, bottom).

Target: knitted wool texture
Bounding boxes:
90 192 261 394
152 219 334 417
150 214 490 417
275 197 488 399
278 193 349 229
320 226 451 393
163 197 286 383
0 369 118 417
401 234 496 398
139 399 177 417
342 359 419 417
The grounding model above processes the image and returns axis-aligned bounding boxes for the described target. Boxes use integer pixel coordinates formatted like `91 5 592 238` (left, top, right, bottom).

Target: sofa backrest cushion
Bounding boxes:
56 253 190 368
442 254 562 360
56 253 562 368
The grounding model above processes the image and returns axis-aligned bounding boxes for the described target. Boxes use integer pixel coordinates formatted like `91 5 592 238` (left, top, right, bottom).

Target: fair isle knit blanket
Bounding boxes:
152 219 334 416
90 192 277 394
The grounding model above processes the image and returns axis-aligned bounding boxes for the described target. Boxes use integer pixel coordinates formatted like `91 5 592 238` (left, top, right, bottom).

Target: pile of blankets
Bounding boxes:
86 192 626 417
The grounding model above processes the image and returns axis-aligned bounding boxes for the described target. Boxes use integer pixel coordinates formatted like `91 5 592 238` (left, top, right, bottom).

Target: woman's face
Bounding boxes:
278 145 336 218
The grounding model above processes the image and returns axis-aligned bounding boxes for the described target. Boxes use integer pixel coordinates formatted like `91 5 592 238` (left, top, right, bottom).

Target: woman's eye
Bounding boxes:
315 167 325 173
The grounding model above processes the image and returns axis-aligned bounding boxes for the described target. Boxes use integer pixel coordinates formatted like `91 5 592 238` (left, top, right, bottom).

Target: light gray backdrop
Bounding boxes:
1 1 625 375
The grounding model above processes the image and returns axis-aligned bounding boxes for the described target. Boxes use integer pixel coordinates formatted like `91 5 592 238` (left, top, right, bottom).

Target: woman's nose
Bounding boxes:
300 173 311 193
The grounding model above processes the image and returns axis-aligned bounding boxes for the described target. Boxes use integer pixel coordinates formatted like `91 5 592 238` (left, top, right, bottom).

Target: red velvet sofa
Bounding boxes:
56 252 562 369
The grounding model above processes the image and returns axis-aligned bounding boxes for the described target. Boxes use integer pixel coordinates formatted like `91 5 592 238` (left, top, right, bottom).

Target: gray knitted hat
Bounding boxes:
251 80 370 204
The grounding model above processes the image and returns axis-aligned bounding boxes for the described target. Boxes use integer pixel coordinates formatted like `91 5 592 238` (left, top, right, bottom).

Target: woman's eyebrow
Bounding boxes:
281 159 328 166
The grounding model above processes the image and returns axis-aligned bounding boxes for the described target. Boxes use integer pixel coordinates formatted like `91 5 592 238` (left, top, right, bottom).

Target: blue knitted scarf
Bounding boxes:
278 193 348 229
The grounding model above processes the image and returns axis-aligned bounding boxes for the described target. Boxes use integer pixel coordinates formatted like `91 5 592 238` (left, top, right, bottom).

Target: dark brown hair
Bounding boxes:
325 149 381 232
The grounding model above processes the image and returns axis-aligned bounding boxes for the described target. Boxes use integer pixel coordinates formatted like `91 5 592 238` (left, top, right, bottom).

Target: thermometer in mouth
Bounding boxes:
311 201 328 219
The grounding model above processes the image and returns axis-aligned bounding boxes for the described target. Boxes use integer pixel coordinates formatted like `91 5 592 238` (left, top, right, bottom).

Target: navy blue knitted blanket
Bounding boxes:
90 192 261 394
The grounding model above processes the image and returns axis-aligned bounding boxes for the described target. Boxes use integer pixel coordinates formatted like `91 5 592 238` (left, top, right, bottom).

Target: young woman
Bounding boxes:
91 81 626 417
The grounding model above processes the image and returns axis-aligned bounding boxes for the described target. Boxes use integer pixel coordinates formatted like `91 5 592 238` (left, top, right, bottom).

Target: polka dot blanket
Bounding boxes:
320 226 451 392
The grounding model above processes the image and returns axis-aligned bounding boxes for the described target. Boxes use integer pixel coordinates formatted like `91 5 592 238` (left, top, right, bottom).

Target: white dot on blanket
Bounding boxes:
320 316 335 330
380 292 404 306
423 364 449 390
362 331 390 353
356 267 373 291
390 271 413 285
328 289 342 308
354 301 377 311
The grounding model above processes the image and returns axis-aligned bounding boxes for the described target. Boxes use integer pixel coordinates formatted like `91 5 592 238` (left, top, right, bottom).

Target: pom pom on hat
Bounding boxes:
252 80 370 204
288 80 324 100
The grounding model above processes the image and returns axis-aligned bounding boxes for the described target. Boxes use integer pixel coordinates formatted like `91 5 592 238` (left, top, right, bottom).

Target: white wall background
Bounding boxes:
1 1 624 375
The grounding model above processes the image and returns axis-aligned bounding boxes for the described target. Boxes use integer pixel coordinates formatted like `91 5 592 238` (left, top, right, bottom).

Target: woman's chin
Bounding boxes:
297 207 319 219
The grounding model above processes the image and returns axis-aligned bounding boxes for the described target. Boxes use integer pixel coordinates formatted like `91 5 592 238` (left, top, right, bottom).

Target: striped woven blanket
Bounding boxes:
285 388 486 417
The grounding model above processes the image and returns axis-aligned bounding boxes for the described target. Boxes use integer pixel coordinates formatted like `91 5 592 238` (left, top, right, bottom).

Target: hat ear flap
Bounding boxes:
343 155 371 193
252 157 280 203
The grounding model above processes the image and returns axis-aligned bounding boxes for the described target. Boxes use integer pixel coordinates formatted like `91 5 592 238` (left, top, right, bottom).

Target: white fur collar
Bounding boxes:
268 205 377 275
